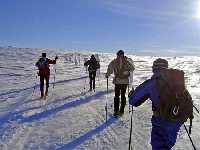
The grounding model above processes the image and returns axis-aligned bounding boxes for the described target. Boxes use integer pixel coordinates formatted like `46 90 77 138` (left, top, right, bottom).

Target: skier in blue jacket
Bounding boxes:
129 58 182 150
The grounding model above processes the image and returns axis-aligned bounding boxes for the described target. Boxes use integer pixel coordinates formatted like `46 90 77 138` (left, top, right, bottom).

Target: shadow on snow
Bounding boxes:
0 89 113 130
0 76 87 97
0 89 113 140
20 89 113 123
56 116 118 150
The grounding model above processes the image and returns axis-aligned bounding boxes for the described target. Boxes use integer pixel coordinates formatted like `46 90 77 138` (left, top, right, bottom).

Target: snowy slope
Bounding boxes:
0 47 200 150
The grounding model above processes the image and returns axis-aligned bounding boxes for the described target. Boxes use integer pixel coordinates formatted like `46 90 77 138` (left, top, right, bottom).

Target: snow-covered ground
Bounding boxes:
0 47 200 150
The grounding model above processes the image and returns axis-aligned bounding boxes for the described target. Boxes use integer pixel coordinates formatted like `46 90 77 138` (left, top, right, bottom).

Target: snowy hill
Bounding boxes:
0 47 200 150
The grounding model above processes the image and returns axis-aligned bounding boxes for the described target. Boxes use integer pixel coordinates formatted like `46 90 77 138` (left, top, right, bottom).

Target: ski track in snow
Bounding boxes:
0 48 200 150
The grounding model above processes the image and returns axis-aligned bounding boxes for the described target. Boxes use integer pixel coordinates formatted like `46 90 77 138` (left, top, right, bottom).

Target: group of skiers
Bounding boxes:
35 50 194 150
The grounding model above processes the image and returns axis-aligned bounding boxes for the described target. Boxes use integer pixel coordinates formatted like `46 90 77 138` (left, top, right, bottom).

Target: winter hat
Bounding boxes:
91 55 96 60
117 50 124 56
42 53 46 57
91 55 95 58
152 58 168 71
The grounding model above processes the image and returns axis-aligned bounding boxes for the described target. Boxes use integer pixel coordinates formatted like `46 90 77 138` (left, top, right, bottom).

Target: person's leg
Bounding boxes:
120 84 127 114
114 84 120 115
45 76 49 96
89 72 92 91
151 116 167 150
151 116 181 150
40 76 44 97
165 120 182 149
92 72 96 90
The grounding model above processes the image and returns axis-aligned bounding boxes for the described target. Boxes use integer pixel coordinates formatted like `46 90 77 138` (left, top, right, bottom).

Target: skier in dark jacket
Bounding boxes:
128 58 193 150
84 55 100 91
35 53 58 98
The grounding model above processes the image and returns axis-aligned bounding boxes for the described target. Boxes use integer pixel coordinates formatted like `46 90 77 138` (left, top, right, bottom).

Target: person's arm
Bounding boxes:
48 56 58 64
84 60 90 66
129 62 135 72
126 57 135 72
129 79 153 107
35 58 41 67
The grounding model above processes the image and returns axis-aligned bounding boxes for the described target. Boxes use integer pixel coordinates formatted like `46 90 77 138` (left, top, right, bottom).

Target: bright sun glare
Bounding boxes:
195 1 200 19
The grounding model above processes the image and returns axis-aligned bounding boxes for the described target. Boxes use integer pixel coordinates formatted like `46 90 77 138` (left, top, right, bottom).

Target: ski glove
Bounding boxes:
105 73 109 78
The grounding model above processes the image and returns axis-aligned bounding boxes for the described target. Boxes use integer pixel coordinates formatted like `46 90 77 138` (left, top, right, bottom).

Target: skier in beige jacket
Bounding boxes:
105 50 135 116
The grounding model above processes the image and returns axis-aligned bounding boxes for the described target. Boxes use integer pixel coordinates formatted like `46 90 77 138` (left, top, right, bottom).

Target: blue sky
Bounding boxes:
1 0 200 55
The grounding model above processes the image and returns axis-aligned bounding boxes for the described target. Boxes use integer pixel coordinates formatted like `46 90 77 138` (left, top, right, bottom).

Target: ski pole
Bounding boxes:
128 106 134 150
32 74 38 96
105 77 108 122
53 55 58 89
184 124 197 150
53 64 56 88
83 66 88 91
84 77 87 91
193 105 199 114
128 84 131 113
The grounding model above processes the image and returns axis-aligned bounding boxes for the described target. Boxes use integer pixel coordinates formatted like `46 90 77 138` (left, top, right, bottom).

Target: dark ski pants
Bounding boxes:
114 84 128 113
40 75 49 96
151 116 182 150
89 71 96 90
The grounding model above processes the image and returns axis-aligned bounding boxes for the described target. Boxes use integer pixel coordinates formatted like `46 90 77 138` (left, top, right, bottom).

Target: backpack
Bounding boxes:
36 58 50 76
87 59 100 72
154 69 193 123
37 58 49 70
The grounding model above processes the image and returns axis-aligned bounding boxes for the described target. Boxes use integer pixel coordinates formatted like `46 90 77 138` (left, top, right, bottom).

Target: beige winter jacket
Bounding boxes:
106 56 135 84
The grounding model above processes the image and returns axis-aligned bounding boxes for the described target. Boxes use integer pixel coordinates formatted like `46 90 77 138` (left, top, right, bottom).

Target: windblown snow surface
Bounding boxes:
0 47 199 150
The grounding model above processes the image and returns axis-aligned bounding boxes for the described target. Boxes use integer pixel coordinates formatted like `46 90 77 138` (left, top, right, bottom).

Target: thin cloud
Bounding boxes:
99 0 195 22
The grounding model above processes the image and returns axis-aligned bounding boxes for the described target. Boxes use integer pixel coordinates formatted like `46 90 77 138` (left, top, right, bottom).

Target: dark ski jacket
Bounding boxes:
35 57 56 77
84 56 100 72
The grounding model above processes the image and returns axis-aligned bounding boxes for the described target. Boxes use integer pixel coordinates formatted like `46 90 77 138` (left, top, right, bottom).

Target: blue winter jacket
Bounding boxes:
129 74 182 150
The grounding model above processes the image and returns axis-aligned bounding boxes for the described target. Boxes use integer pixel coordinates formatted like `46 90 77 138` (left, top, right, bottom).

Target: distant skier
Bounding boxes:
84 55 100 91
105 50 135 116
35 53 58 99
128 58 193 150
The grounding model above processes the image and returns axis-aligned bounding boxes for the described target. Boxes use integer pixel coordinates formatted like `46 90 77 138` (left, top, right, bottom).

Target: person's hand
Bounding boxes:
123 71 130 76
55 55 58 60
128 88 135 98
105 73 109 78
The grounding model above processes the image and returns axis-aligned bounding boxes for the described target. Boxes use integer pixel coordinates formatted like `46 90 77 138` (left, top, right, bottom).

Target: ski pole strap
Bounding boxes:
128 106 134 150
184 124 196 150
